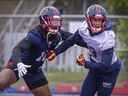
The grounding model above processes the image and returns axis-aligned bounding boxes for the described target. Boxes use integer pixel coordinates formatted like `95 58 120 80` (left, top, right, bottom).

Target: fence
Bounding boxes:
0 14 128 72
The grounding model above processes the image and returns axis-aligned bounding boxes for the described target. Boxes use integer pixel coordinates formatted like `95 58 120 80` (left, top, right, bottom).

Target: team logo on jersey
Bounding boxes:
103 82 112 88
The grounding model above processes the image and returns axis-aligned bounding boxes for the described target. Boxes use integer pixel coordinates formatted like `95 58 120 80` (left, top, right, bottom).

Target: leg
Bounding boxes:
23 68 51 96
80 71 97 96
0 68 17 90
31 84 51 96
97 69 120 96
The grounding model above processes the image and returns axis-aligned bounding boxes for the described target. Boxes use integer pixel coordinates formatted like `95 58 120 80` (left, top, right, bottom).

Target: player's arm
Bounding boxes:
17 34 34 77
59 30 73 40
47 32 77 60
47 31 87 60
47 33 76 60
5 37 32 78
55 31 86 55
20 37 32 64
60 30 87 47
76 48 114 71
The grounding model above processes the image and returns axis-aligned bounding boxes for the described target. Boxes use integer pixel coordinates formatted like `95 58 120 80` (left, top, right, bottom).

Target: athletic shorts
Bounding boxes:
9 63 48 89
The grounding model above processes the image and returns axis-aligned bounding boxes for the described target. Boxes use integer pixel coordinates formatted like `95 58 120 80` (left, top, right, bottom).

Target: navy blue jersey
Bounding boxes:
55 22 121 72
9 25 72 69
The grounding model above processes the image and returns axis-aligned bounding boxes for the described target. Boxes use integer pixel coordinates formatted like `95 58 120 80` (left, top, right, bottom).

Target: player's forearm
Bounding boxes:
55 35 75 55
61 30 73 40
74 31 87 48
84 61 103 70
85 48 114 71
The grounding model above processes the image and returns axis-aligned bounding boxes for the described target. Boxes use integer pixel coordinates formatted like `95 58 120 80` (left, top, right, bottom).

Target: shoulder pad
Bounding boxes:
105 20 113 30
78 21 89 35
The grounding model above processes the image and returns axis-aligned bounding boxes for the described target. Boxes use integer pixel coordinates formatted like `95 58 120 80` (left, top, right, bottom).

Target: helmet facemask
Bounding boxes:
39 6 62 41
41 15 62 35
86 15 106 34
86 4 107 35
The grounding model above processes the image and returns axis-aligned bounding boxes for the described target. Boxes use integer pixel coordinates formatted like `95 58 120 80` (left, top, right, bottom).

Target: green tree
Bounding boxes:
107 0 128 80
107 0 128 15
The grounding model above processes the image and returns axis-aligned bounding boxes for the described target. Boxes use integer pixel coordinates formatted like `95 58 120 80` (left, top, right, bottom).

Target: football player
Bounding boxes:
0 6 72 96
47 4 122 96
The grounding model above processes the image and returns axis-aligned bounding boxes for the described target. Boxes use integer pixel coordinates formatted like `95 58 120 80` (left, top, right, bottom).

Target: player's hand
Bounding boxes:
76 54 85 66
17 62 31 78
46 50 56 61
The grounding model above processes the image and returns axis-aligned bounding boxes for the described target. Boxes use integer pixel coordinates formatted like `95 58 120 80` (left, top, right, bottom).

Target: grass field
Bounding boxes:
13 69 87 85
47 69 87 84
1 69 128 96
12 68 126 88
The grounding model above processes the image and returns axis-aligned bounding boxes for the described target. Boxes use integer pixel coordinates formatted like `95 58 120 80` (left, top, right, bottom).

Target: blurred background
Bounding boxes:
0 0 128 96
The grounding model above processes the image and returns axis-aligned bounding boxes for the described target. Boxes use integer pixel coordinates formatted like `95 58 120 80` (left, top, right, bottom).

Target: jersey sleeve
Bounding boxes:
55 33 76 55
20 33 33 65
55 31 87 55
59 30 73 40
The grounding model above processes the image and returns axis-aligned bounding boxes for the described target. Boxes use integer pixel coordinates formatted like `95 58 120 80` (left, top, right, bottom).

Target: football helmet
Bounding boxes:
86 4 107 35
39 6 62 34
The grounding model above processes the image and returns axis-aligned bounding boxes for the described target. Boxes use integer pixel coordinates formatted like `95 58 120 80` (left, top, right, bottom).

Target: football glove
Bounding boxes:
17 62 31 78
46 50 56 61
76 54 85 66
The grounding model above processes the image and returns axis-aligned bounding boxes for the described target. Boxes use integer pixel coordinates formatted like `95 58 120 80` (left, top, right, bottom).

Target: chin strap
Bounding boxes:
46 31 62 45
46 32 52 44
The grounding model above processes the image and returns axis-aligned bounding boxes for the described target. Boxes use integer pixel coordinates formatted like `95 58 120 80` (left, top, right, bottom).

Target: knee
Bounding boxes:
0 69 17 90
0 79 9 90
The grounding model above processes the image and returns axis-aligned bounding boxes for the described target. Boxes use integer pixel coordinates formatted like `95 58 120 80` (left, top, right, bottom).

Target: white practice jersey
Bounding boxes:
78 22 117 64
